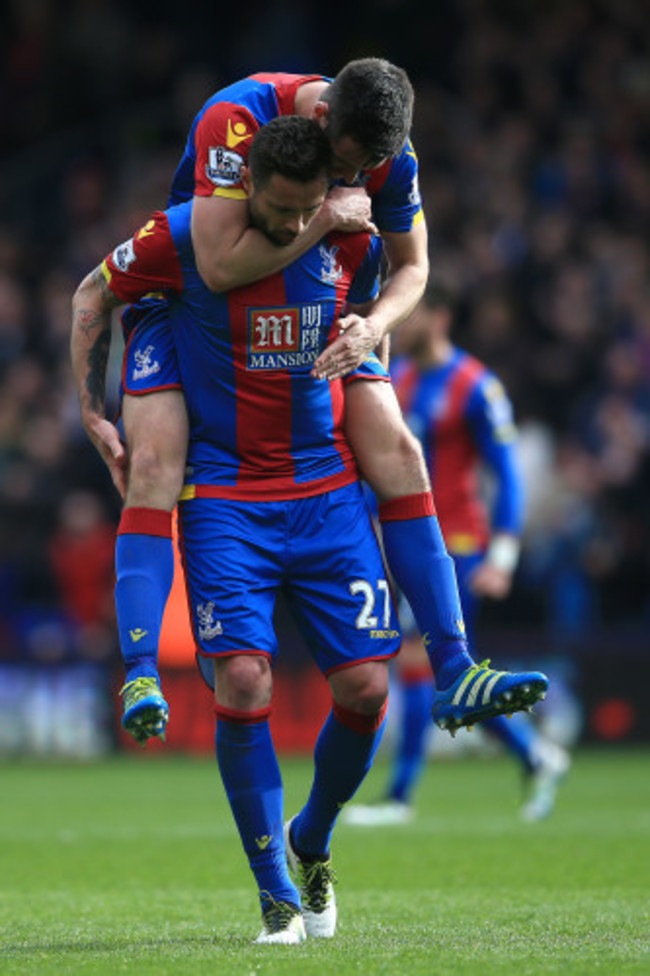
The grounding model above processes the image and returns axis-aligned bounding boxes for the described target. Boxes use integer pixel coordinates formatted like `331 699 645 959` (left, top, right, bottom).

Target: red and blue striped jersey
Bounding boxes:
391 349 524 553
103 201 383 501
170 72 423 233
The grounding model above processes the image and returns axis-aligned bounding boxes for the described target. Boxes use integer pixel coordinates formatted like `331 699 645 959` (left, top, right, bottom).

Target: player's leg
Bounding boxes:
344 378 549 732
481 709 571 820
116 391 187 742
283 483 398 936
116 312 189 744
344 377 472 686
213 655 304 943
344 626 433 826
460 555 570 816
290 659 390 850
179 496 304 944
285 659 389 938
387 646 433 810
519 735 571 821
454 551 569 818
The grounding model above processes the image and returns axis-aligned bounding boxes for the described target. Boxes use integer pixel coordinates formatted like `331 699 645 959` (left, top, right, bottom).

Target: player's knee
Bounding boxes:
369 426 428 501
214 654 272 711
391 423 425 471
353 683 389 715
127 441 185 505
331 662 389 715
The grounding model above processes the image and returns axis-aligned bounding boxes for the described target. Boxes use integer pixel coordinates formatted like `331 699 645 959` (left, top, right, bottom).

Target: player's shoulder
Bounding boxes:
367 137 419 187
125 203 193 273
326 230 378 267
202 73 270 106
201 72 326 118
198 75 275 130
249 71 327 89
454 349 511 408
453 348 489 384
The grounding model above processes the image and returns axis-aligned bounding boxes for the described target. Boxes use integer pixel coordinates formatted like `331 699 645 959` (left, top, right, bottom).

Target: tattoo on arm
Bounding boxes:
76 267 121 336
94 266 121 306
76 308 107 338
85 331 111 413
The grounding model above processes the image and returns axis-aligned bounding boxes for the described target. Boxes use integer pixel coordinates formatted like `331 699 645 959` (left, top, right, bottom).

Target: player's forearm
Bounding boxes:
195 211 333 293
70 267 118 420
347 300 392 367
365 258 429 342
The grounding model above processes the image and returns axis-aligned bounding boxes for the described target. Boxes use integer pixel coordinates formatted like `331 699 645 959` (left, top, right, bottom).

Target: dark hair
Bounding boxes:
247 116 331 188
323 58 414 161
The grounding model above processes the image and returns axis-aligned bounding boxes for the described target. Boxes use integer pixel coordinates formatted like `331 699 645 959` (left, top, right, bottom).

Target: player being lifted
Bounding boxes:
76 58 548 745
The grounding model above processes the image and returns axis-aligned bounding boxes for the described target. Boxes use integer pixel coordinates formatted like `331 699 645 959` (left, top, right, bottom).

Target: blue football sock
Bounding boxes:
215 710 299 908
483 713 537 773
387 677 434 803
291 702 387 857
115 507 174 683
379 494 473 689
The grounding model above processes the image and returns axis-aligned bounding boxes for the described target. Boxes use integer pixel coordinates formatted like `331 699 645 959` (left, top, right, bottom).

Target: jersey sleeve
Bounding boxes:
465 374 525 535
346 235 383 305
366 139 424 233
101 211 183 303
193 102 260 199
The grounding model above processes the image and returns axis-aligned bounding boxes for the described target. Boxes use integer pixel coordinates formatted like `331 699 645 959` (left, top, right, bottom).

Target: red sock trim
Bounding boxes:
378 492 436 522
118 507 173 537
400 666 433 687
332 698 388 734
214 703 272 724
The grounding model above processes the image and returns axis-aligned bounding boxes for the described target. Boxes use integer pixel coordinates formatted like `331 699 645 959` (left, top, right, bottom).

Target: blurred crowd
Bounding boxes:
1 0 648 688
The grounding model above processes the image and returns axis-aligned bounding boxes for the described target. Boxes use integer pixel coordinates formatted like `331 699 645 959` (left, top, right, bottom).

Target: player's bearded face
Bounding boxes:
248 173 328 246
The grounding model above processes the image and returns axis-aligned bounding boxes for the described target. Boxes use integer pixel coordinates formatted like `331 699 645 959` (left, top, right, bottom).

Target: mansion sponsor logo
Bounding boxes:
247 304 329 370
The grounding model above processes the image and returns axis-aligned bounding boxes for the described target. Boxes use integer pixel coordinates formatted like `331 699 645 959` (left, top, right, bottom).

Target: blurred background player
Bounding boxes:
345 286 570 825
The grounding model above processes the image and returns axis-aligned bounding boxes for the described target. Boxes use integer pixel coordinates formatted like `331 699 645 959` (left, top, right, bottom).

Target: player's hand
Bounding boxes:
317 187 378 235
82 413 128 499
311 314 383 381
468 561 513 600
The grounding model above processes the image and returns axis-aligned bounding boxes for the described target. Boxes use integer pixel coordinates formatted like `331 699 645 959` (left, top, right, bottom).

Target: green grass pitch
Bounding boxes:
1 749 648 975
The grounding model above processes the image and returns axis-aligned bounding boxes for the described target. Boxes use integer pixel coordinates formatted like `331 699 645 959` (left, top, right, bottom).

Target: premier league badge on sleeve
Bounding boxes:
112 239 136 273
205 146 245 187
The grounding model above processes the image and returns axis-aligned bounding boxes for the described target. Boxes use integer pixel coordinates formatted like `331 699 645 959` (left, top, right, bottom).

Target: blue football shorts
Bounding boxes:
346 352 390 383
120 299 181 396
178 481 402 687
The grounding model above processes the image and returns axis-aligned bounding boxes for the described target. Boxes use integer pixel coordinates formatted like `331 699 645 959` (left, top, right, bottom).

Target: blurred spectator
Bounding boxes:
49 490 115 631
